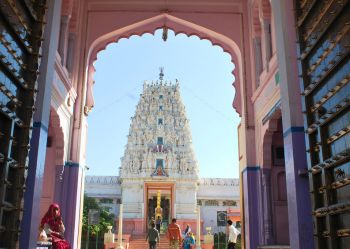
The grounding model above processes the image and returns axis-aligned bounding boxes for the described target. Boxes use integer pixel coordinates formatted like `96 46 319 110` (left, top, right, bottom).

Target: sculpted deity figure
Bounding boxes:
129 160 138 173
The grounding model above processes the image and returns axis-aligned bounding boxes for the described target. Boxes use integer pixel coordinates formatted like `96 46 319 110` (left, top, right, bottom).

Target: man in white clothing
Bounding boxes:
227 220 240 249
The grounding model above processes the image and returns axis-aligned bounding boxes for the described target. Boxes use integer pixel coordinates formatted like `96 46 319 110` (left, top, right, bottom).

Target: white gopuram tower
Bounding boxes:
119 69 199 234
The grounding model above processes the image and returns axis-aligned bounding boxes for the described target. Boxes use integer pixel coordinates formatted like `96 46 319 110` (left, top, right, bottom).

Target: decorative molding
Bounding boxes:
242 166 261 173
283 126 304 138
33 121 49 133
65 161 80 167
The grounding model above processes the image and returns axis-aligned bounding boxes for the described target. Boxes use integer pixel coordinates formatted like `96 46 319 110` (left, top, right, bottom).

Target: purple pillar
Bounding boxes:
242 166 262 249
270 1 314 248
283 129 314 249
59 162 84 249
54 165 65 204
19 0 62 248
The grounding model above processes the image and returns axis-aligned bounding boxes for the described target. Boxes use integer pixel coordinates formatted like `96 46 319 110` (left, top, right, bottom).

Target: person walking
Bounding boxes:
156 215 162 233
227 220 240 249
149 217 155 229
167 218 182 249
146 223 160 249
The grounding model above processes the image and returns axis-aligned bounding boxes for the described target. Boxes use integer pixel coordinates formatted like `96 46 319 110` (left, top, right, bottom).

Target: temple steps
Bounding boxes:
129 234 170 249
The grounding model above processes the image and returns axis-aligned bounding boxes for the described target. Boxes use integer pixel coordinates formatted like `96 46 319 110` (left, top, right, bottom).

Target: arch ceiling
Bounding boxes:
83 1 247 116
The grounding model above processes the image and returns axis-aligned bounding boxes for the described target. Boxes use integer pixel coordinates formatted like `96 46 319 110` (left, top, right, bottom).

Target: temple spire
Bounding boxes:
159 67 164 81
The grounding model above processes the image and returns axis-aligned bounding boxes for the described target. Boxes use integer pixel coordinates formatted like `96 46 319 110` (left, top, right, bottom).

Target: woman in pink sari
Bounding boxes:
40 203 70 249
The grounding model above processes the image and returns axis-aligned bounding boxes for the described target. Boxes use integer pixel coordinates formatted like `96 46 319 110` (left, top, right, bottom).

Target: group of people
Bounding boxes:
146 218 195 249
38 203 240 249
146 218 240 249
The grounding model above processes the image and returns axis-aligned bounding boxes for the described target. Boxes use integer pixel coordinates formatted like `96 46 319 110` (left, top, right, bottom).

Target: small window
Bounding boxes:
158 118 163 125
159 105 163 111
159 95 163 99
273 146 285 165
157 137 163 145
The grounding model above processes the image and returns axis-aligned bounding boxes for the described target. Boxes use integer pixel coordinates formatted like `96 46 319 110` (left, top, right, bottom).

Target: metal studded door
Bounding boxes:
0 0 46 248
295 0 350 249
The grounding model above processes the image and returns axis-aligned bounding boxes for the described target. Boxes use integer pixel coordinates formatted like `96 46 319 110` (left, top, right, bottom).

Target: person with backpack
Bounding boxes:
146 223 160 249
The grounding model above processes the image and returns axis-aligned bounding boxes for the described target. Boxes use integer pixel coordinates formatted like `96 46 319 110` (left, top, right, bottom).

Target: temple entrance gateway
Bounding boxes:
146 185 173 233
5 1 347 249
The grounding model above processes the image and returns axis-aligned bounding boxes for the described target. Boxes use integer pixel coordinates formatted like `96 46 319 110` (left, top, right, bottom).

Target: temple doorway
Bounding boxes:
262 112 290 246
145 183 175 233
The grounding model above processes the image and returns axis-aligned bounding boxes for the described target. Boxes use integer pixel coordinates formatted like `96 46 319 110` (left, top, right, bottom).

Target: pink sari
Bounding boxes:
40 203 70 249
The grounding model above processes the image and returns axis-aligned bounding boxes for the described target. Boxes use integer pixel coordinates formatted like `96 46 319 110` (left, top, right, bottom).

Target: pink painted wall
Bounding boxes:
39 110 65 221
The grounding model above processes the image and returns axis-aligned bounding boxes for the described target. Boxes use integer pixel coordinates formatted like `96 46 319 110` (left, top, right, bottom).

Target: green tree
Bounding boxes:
82 195 115 248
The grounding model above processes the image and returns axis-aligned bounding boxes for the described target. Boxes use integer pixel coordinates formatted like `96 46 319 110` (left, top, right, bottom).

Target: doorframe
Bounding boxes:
144 181 175 230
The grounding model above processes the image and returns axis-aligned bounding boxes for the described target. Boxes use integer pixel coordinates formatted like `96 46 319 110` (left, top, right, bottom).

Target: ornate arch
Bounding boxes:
261 109 281 169
85 13 243 116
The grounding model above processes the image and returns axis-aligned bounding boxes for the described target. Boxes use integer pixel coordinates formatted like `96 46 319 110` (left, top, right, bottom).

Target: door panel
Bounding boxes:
0 1 47 248
295 1 350 248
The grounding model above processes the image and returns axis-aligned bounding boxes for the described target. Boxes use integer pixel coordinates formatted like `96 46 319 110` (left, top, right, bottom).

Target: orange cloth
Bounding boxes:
167 223 182 241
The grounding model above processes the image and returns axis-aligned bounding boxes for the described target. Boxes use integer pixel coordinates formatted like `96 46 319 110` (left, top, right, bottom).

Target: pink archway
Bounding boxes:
84 13 244 116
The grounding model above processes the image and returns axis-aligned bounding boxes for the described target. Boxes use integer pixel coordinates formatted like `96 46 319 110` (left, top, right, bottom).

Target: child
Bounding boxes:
183 232 195 249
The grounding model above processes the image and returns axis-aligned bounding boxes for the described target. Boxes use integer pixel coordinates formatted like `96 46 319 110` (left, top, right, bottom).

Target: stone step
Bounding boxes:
129 235 170 249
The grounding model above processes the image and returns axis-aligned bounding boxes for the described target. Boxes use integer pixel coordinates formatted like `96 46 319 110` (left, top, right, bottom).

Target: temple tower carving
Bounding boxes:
119 72 199 228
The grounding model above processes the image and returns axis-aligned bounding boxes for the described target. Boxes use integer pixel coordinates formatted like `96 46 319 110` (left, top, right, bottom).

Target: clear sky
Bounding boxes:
86 29 241 178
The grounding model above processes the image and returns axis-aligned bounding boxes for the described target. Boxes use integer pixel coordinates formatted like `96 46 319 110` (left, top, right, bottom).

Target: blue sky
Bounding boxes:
86 29 240 178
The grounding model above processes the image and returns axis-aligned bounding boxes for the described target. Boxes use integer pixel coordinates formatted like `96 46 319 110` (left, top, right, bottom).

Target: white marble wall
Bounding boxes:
175 182 197 219
121 180 144 218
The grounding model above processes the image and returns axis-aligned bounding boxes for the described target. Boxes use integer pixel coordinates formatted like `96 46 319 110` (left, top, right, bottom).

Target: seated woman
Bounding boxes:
39 203 70 249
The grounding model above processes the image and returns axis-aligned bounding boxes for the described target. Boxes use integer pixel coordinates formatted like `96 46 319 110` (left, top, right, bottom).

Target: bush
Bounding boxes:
213 232 241 249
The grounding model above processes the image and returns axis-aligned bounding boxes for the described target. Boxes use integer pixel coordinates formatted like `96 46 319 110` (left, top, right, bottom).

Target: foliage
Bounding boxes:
82 195 115 242
214 232 241 249
99 198 113 204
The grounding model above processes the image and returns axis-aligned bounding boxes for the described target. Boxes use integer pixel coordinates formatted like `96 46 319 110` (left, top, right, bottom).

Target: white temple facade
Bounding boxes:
85 176 240 234
85 74 240 234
